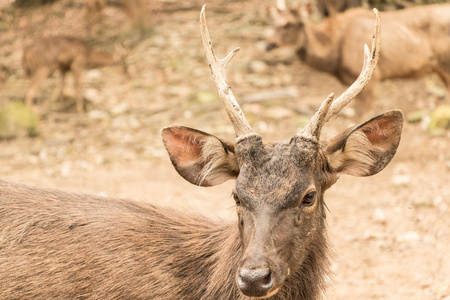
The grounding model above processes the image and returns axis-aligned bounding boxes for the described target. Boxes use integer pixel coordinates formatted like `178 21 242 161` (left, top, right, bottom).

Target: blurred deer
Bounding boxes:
84 0 147 35
1 7 403 299
316 0 362 17
0 64 9 85
266 1 450 117
23 35 128 113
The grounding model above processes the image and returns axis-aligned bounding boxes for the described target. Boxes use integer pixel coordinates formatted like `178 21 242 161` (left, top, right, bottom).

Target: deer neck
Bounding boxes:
286 224 331 300
297 18 341 74
86 49 117 68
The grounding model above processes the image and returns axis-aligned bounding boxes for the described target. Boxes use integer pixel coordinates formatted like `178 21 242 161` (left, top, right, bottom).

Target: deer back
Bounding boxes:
0 178 244 299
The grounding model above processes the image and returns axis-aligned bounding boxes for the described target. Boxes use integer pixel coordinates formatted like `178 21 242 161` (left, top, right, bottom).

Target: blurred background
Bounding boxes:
0 0 448 299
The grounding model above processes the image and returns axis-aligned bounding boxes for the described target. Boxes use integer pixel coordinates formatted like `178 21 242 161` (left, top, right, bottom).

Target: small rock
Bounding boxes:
373 207 386 223
391 163 411 187
60 161 72 177
88 110 108 120
249 60 268 73
396 231 420 243
85 69 102 81
391 174 411 186
84 88 100 103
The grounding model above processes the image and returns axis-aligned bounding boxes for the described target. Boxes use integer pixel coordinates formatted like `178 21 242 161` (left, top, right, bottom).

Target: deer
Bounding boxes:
84 0 147 36
22 35 128 113
1 6 403 299
0 64 9 85
316 0 362 17
266 0 450 118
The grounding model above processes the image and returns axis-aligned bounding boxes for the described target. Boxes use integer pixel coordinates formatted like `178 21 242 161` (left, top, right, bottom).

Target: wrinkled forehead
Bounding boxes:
234 134 318 205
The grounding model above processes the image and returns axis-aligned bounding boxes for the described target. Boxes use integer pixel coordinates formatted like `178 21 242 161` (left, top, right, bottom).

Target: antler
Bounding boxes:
300 8 381 141
200 5 254 138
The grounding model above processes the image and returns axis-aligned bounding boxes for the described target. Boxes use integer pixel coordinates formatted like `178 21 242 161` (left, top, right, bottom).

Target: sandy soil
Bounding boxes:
0 0 449 299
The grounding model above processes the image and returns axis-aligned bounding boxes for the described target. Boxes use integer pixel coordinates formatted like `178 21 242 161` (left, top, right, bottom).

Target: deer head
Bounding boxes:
162 6 402 299
266 0 311 51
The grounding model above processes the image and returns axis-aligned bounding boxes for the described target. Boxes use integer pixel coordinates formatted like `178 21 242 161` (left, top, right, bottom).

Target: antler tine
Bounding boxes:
300 8 380 141
200 5 254 138
325 8 381 123
300 93 334 140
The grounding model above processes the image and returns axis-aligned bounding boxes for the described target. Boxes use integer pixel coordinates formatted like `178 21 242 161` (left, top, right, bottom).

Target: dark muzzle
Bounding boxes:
237 267 274 298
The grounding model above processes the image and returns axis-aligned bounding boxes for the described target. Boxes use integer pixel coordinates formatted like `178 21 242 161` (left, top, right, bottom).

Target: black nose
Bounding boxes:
266 43 278 51
237 267 274 297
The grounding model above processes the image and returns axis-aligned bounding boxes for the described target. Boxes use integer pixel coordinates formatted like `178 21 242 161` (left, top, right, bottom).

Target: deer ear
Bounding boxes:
324 110 403 177
161 126 239 187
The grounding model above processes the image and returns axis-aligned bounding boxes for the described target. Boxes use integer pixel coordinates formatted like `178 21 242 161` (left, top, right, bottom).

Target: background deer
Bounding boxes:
316 0 362 17
266 1 450 117
0 64 9 85
84 0 147 36
22 35 128 113
1 7 403 299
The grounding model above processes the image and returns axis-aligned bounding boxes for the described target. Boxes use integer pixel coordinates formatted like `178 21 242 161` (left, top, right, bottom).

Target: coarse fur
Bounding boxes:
0 178 327 300
266 4 450 117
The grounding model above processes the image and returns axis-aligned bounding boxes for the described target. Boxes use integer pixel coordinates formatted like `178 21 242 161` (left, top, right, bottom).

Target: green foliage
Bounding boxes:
428 105 450 136
0 102 39 139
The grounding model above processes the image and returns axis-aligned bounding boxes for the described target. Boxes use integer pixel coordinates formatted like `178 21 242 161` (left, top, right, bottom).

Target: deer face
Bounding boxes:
266 5 306 51
162 5 396 299
233 135 329 298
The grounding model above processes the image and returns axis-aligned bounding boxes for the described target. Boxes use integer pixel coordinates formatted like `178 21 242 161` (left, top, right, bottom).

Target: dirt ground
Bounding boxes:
0 0 449 299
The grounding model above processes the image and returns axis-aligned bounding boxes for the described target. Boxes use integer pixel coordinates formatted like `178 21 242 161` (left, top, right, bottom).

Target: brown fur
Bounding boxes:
0 64 9 85
267 4 450 117
84 0 147 35
316 0 362 17
0 178 326 299
22 35 127 113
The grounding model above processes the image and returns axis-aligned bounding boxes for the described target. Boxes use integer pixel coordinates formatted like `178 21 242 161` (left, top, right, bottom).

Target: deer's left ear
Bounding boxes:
161 126 239 187
324 110 403 177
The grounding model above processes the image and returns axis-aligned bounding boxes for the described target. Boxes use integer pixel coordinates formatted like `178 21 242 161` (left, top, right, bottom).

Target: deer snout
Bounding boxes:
237 267 274 298
266 42 278 51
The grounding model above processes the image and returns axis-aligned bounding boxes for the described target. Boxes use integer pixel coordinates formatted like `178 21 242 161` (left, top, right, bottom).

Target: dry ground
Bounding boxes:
0 0 449 299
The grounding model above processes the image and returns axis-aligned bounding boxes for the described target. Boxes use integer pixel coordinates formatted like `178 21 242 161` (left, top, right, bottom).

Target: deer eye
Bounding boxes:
232 191 241 205
302 191 316 206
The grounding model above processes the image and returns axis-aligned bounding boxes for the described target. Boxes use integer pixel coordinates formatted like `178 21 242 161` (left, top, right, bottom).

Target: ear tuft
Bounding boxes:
325 110 403 177
161 126 239 186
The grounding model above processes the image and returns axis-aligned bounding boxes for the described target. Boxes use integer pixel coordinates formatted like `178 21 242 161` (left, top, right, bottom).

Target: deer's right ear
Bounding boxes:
161 126 239 187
